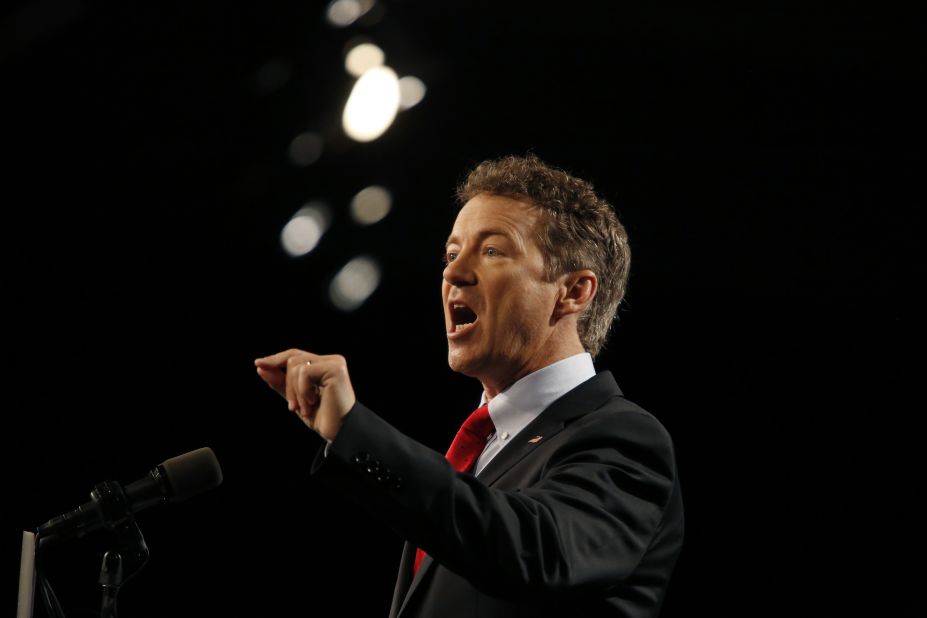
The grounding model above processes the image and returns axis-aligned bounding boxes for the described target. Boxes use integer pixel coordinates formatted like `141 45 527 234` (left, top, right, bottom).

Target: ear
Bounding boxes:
553 270 597 319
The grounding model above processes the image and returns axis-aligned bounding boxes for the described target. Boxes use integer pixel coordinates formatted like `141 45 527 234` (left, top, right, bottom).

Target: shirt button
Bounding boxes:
500 431 509 440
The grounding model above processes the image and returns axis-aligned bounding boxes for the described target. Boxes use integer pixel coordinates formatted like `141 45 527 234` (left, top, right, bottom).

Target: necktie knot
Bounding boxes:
445 403 494 474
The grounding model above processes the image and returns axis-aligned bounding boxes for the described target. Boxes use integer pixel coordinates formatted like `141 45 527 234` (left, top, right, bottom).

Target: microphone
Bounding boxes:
36 447 223 549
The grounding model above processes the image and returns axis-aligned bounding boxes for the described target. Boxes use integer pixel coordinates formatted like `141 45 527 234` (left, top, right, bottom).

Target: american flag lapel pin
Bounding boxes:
528 435 544 443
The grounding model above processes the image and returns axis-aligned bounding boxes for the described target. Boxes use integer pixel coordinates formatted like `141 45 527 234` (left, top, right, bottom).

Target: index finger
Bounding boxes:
254 348 310 368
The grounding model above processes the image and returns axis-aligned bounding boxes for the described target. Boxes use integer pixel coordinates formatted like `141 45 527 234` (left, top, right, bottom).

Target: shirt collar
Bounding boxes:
480 353 596 442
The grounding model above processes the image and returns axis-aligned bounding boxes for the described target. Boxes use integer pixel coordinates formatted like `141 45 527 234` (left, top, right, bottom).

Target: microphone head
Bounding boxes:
159 447 223 502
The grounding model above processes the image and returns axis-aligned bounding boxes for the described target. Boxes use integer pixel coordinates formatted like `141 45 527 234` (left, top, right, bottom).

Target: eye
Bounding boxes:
444 251 458 264
486 247 500 257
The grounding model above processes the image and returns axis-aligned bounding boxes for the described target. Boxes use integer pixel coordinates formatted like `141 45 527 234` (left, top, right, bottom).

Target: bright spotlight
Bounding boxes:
350 185 392 225
329 256 381 311
345 43 385 77
342 66 400 142
281 203 331 257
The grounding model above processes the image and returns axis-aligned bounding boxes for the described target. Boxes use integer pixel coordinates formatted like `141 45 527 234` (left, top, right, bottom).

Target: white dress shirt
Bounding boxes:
473 352 596 475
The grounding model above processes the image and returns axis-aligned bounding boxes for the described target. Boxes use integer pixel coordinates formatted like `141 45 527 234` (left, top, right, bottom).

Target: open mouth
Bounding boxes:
449 301 478 335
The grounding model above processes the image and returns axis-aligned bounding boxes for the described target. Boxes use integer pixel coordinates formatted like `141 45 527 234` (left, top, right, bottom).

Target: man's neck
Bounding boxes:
480 344 587 400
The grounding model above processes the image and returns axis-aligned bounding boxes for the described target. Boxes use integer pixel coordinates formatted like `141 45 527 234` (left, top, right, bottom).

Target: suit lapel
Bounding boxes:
390 542 417 618
397 549 434 616
477 371 622 487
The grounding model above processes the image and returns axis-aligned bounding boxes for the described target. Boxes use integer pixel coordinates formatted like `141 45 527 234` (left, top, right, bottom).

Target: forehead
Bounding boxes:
447 193 539 243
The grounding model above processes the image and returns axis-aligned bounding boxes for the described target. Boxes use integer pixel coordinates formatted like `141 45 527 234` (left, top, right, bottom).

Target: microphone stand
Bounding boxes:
91 481 150 618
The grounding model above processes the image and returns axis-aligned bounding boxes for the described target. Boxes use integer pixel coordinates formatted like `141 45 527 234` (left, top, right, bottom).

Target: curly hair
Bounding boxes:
456 154 630 357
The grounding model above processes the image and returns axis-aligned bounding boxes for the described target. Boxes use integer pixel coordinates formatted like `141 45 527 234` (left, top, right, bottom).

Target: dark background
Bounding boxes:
3 1 921 616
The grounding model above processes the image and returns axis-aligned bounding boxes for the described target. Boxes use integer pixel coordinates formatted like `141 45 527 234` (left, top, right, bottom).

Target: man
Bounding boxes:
255 154 684 617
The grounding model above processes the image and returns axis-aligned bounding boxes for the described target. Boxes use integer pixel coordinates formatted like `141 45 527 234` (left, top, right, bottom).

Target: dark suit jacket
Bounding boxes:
311 371 684 617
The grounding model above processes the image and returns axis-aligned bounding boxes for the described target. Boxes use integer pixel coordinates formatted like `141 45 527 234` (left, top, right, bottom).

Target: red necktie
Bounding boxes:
413 403 494 575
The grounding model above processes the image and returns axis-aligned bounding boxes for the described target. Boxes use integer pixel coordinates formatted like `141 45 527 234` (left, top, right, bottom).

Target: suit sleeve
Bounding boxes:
310 400 680 600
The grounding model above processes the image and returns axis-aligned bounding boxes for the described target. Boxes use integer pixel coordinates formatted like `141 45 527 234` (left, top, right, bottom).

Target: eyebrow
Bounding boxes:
445 229 517 250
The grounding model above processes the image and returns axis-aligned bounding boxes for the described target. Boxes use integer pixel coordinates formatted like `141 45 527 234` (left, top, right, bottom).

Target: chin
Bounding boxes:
447 350 481 377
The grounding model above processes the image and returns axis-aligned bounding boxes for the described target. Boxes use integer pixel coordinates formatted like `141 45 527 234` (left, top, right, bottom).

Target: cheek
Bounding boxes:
510 288 555 330
495 297 537 341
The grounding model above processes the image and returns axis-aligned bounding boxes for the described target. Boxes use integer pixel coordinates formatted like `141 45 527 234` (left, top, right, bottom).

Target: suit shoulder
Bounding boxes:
581 394 671 438
566 395 679 477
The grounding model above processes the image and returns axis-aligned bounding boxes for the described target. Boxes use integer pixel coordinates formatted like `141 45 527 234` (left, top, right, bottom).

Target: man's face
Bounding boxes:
442 193 561 390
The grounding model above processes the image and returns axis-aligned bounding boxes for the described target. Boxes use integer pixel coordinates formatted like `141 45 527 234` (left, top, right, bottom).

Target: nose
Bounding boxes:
443 249 477 288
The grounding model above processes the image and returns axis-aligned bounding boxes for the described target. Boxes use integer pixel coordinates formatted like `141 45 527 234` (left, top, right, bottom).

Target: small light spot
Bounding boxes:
398 76 426 110
280 203 331 257
326 0 361 27
330 256 381 311
345 42 385 77
350 185 392 225
288 132 324 166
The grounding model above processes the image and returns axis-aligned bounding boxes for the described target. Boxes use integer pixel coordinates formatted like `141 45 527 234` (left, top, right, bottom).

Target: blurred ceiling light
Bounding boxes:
350 185 392 224
342 66 400 142
329 256 381 311
326 0 361 27
281 203 331 257
345 42 385 77
398 76 426 110
288 132 324 166
326 0 376 27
